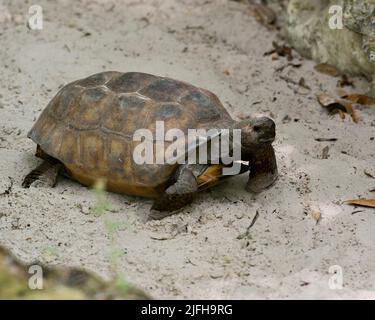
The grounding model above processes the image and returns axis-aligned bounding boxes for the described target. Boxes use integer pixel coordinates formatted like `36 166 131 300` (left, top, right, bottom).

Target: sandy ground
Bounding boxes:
1 0 375 299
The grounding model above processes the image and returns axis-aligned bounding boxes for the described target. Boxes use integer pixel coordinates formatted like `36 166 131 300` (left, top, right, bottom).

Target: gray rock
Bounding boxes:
286 0 375 94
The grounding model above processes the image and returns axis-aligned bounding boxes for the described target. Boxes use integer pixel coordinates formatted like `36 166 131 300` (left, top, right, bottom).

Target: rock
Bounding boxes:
210 270 224 279
286 0 375 94
0 246 150 299
343 0 375 62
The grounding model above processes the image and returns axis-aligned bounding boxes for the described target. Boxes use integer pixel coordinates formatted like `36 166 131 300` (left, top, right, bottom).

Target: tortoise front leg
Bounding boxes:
149 167 198 220
246 144 278 193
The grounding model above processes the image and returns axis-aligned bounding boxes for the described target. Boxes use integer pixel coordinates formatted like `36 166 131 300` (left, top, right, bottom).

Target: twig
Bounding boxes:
351 210 364 215
248 210 260 229
236 211 259 239
315 138 338 142
275 62 302 72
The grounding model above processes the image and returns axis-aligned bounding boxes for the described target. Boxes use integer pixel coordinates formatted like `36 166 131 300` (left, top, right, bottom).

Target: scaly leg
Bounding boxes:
22 160 62 188
149 167 198 220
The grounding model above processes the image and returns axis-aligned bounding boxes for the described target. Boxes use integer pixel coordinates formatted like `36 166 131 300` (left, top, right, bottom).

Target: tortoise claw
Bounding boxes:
246 172 278 193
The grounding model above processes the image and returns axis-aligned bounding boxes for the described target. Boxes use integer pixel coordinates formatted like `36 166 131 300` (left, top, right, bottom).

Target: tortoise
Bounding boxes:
22 71 278 220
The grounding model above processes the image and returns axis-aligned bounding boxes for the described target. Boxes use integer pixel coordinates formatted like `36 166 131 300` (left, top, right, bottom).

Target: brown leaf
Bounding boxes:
264 42 293 61
337 75 355 88
314 63 340 77
317 93 358 123
340 94 375 105
271 52 279 60
336 88 348 98
338 109 346 120
249 4 276 26
337 99 358 123
311 210 321 224
317 93 337 106
345 199 375 208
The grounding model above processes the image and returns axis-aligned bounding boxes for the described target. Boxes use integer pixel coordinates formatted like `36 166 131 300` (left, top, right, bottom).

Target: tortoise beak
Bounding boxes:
253 117 275 143
259 136 274 143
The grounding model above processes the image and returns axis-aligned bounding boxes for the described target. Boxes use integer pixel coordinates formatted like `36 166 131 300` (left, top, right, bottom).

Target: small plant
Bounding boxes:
42 246 58 258
105 220 127 241
91 178 112 216
115 275 130 295
106 247 125 266
89 179 131 293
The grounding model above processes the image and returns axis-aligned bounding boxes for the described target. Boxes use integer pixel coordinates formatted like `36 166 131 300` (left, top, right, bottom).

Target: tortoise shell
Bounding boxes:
28 71 234 198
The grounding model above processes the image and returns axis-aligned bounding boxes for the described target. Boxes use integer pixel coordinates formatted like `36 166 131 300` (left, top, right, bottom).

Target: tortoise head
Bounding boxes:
234 117 276 151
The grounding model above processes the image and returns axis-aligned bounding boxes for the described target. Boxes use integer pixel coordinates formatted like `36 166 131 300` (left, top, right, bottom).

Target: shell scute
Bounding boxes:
76 71 121 87
106 72 157 93
49 85 84 120
108 137 132 175
59 128 80 165
66 86 112 130
79 131 106 171
102 94 149 136
139 78 189 102
180 90 223 123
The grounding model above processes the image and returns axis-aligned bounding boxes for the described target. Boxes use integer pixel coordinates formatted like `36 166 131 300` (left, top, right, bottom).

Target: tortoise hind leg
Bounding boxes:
149 167 198 220
22 160 62 188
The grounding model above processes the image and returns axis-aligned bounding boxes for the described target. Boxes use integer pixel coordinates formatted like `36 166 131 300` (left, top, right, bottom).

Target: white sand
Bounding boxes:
0 0 375 299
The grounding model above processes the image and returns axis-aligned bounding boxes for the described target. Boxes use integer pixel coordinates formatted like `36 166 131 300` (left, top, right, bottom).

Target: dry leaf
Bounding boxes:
338 109 346 120
317 93 358 123
314 63 339 77
271 52 279 60
264 42 293 61
336 87 348 98
337 75 354 88
249 3 276 26
311 210 321 223
345 199 375 208
317 93 337 106
341 94 375 105
338 99 358 123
